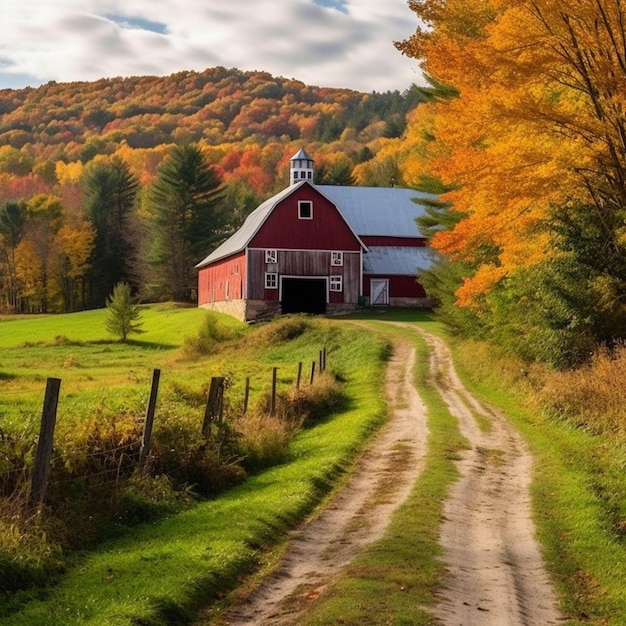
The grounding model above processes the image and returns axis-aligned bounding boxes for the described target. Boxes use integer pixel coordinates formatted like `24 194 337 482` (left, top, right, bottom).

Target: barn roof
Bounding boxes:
317 186 435 238
364 246 432 276
196 182 436 270
196 181 366 268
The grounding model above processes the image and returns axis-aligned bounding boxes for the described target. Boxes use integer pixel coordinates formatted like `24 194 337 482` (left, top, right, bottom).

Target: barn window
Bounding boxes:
330 276 343 292
298 200 313 220
331 251 343 266
265 272 278 289
265 249 277 264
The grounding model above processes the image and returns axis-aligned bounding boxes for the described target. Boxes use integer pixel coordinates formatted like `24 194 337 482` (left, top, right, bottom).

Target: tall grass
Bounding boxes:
538 342 626 435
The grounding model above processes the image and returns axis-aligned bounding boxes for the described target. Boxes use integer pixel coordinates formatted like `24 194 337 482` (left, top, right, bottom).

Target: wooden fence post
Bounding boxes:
139 368 160 469
322 346 327 371
30 377 61 509
310 360 316 385
243 377 250 414
270 367 278 415
296 362 303 389
203 377 225 438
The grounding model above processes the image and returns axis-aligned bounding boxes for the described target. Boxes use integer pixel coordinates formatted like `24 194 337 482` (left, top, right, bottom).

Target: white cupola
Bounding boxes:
289 148 314 185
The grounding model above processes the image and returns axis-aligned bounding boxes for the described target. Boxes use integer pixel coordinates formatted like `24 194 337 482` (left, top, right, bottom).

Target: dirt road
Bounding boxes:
420 331 562 625
213 326 562 625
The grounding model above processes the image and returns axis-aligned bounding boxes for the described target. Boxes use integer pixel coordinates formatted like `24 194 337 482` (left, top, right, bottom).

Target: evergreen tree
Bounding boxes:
83 157 139 308
105 282 143 342
147 143 226 301
0 201 26 312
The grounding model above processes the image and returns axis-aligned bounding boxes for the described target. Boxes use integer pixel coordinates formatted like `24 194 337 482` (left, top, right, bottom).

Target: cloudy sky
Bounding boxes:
0 0 423 93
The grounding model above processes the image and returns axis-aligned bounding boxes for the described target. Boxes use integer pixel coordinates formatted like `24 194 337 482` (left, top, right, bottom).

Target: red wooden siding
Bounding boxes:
197 252 246 305
363 274 426 299
247 248 361 303
250 185 362 252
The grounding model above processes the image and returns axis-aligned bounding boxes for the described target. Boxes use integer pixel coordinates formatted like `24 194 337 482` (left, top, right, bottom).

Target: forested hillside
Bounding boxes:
0 66 423 199
0 67 423 314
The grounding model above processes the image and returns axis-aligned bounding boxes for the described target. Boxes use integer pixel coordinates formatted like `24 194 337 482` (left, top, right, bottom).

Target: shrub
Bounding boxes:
252 316 312 346
0 509 64 597
253 371 345 426
118 474 190 525
182 313 240 357
538 342 626 435
235 412 300 472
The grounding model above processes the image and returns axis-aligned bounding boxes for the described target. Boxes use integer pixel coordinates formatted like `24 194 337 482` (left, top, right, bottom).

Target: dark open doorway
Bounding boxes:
281 278 327 315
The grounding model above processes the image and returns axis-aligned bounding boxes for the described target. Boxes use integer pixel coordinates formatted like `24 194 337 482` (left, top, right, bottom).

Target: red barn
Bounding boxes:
196 149 432 322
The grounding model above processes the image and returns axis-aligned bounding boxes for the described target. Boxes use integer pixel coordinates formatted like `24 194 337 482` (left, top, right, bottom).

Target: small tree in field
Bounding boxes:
105 282 143 342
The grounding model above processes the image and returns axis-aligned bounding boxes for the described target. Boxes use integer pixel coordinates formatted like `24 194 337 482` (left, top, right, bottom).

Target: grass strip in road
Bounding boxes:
299 326 468 626
3 323 390 626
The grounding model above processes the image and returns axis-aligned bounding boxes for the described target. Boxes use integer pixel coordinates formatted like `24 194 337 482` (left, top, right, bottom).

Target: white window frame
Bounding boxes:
265 249 277 264
330 275 343 292
331 251 343 266
265 272 278 289
298 200 313 220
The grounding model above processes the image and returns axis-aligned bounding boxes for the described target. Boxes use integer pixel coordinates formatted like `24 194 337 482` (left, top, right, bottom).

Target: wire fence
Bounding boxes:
0 346 328 512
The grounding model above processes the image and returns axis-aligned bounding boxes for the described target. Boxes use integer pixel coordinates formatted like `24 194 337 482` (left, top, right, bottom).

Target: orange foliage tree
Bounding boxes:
398 0 626 308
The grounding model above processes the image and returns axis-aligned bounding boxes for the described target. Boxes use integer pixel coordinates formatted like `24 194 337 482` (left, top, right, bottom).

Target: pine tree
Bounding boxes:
146 143 226 301
84 157 139 308
105 282 143 343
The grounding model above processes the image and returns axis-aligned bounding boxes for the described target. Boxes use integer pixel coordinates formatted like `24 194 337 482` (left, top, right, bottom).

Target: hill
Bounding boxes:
0 66 424 202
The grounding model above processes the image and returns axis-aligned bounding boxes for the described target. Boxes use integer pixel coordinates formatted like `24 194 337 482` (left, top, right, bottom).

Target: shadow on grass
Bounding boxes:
337 307 437 324
17 337 177 350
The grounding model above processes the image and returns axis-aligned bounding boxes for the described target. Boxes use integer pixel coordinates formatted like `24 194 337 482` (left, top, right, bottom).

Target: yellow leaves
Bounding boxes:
55 161 83 185
54 222 95 279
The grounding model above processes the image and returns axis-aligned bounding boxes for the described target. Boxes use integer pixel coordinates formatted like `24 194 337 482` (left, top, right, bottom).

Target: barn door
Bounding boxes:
370 279 389 305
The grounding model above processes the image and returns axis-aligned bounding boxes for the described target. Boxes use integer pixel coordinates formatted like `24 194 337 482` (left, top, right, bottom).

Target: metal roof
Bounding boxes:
196 184 300 268
291 148 314 161
196 182 435 269
364 246 432 276
318 186 435 237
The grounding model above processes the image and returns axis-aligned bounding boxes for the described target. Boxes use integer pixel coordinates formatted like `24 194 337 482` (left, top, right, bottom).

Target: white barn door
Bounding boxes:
370 279 389 305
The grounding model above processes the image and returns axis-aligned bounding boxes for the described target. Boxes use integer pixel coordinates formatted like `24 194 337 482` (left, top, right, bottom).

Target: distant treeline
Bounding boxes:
0 67 425 315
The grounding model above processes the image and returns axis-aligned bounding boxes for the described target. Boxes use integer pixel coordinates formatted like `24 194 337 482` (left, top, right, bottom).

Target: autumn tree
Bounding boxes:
146 143 226 301
51 220 95 312
398 0 626 363
83 157 139 308
16 194 63 313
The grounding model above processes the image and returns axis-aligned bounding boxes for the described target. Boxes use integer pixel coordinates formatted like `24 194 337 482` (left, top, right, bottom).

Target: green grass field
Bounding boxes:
3 306 626 625
0 305 215 428
0 306 394 625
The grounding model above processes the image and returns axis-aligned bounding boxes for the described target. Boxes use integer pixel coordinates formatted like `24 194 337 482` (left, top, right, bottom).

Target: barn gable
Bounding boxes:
249 183 364 252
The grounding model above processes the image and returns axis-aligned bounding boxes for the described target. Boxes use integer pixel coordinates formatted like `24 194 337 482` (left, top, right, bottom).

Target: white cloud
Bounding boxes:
0 0 422 92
